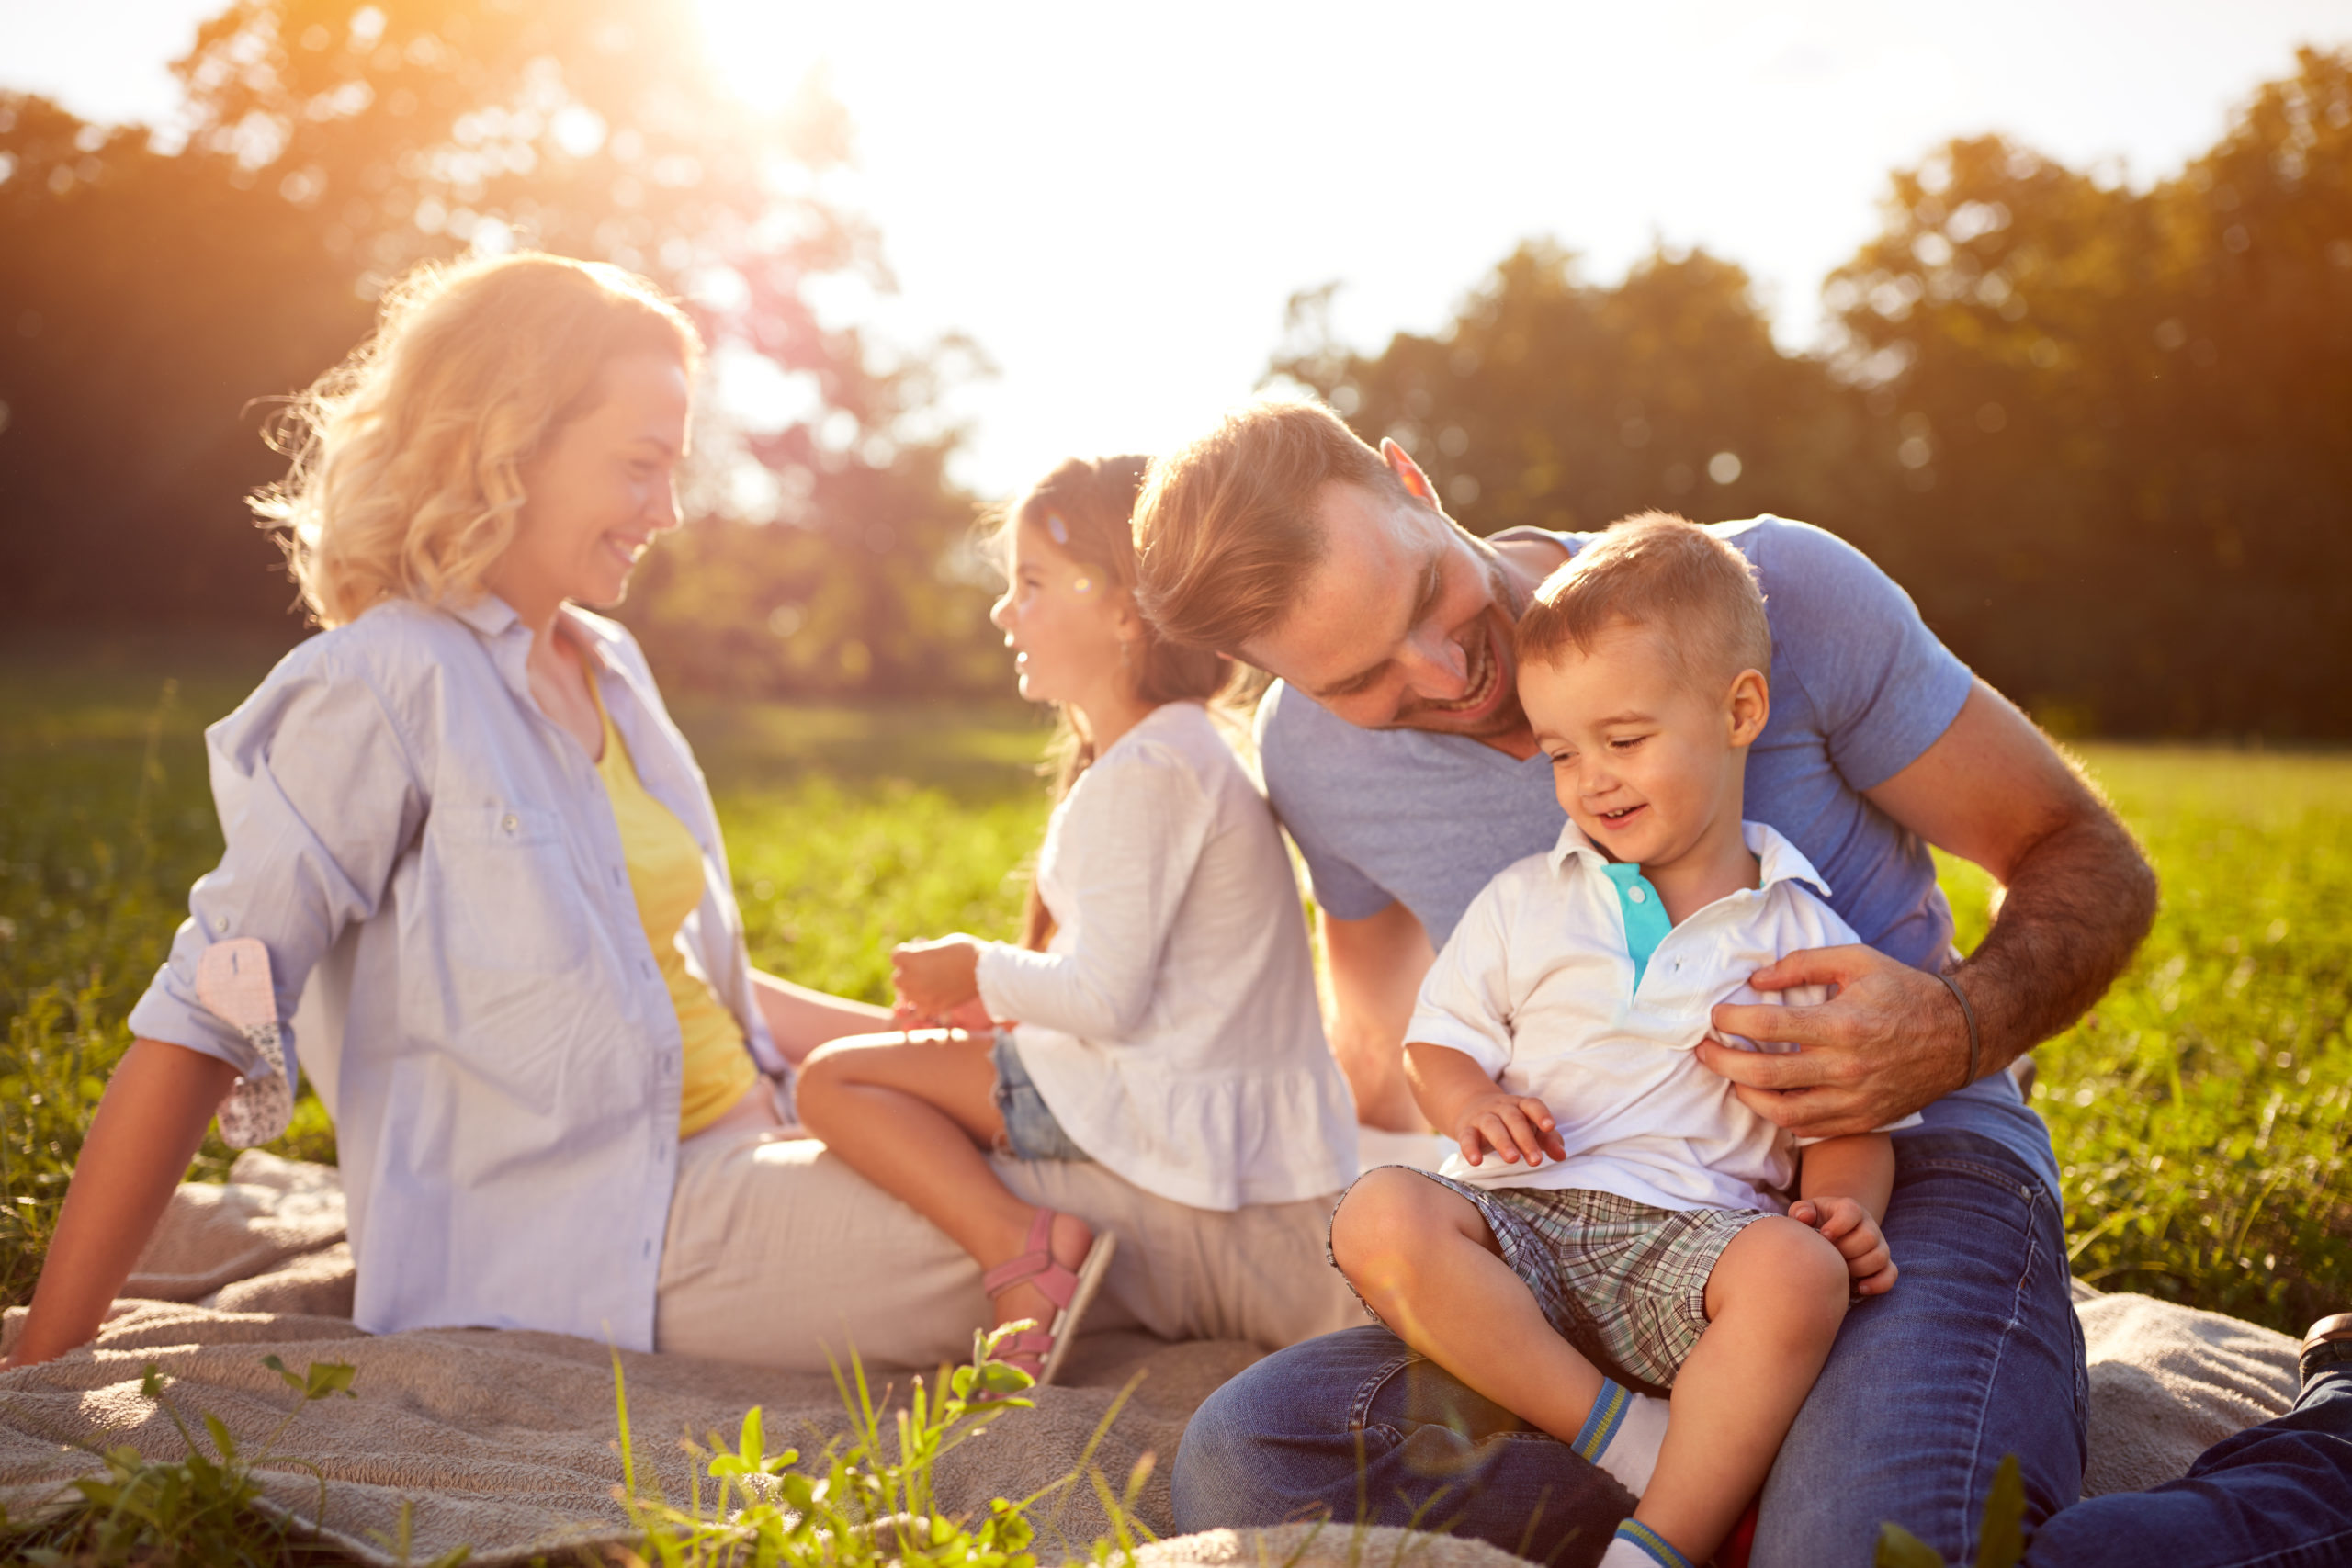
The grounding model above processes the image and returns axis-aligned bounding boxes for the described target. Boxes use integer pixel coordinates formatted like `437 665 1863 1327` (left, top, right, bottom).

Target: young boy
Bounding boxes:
1328 513 1911 1568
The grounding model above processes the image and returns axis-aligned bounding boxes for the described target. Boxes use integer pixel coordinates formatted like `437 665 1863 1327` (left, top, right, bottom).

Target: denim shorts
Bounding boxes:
989 1031 1093 1164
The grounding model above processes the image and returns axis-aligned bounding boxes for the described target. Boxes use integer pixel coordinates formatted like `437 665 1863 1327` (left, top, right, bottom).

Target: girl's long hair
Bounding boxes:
253 252 701 626
997 456 1234 951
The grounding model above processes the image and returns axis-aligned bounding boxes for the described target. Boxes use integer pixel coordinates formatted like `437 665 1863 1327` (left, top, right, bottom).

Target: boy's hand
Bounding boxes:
1789 1195 1897 1295
1449 1090 1569 1168
891 937 985 1021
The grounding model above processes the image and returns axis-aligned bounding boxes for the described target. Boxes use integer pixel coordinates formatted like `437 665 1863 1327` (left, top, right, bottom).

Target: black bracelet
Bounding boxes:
1938 970 1983 1089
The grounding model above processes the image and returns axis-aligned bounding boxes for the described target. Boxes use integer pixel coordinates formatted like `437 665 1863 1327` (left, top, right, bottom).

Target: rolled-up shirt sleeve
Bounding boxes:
1405 876 1519 1077
973 745 1213 1043
125 647 424 1078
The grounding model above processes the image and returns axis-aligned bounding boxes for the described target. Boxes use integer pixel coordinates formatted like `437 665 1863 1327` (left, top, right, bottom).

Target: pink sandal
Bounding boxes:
981 1209 1117 1386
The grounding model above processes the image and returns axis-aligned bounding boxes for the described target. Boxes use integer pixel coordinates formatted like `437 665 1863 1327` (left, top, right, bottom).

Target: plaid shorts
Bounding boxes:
1336 1167 1768 1394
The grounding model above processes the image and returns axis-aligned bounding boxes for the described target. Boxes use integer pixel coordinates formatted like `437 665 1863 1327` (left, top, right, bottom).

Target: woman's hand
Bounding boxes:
1447 1089 1568 1168
890 936 985 1022
1788 1195 1898 1295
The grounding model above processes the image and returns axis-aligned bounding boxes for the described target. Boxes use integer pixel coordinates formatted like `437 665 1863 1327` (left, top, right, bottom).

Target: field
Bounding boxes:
3 645 2348 1336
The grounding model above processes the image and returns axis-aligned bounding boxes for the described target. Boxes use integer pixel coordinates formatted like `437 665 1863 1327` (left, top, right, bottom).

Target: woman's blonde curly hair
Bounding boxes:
254 252 701 626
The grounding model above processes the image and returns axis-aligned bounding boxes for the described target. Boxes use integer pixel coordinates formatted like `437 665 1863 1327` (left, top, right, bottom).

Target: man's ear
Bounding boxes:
1380 438 1442 509
1726 668 1770 746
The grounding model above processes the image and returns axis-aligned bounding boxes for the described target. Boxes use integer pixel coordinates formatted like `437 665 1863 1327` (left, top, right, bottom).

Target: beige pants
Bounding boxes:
653 1114 1360 1371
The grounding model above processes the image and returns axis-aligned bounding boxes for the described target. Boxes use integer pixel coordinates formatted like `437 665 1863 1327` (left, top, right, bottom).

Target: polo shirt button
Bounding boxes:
1628 886 1648 904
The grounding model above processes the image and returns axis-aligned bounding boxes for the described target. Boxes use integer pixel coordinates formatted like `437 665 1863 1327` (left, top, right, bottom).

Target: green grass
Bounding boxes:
3 650 2348 1344
1945 746 2352 1333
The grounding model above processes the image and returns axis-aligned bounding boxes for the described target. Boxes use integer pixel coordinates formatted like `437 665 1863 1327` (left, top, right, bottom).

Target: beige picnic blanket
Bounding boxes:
0 1153 2305 1566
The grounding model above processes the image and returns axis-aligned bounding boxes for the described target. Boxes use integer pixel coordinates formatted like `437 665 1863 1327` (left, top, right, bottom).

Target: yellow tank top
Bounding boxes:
591 689 760 1137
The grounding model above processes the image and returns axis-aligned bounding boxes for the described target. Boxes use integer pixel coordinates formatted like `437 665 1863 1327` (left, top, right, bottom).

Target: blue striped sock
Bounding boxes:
1611 1518 1694 1568
1571 1377 1633 1463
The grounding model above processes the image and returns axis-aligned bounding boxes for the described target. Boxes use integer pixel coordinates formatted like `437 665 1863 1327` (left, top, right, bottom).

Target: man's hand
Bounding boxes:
1788 1195 1897 1296
1447 1089 1570 1169
1702 943 1970 1139
889 936 984 1021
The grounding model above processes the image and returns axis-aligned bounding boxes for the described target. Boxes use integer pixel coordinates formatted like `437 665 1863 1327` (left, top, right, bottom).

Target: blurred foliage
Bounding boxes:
1276 46 2352 739
0 0 1002 696
1942 748 2352 1336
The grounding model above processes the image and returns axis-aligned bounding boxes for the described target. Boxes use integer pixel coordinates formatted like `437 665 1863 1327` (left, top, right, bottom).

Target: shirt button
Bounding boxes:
501 814 519 834
1628 886 1648 904
211 914 231 933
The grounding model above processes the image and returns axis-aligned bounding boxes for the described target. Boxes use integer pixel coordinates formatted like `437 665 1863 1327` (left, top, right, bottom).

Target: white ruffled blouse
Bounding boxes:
974 701 1358 1211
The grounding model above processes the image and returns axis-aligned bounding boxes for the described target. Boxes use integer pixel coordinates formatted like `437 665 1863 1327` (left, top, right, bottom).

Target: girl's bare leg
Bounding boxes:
1329 1168 1606 1438
794 1029 1091 1333
1634 1215 1851 1561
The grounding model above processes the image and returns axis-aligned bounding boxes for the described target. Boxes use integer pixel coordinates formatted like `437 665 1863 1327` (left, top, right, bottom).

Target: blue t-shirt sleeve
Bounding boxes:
1254 683 1396 921
1750 518 1974 792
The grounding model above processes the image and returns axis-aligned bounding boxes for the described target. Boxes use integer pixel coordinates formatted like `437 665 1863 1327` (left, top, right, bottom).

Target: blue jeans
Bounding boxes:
1174 1132 2090 1566
2024 1365 2352 1568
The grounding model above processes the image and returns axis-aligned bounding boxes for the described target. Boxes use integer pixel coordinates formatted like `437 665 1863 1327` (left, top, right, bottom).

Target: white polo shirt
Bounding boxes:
1408 819 1917 1214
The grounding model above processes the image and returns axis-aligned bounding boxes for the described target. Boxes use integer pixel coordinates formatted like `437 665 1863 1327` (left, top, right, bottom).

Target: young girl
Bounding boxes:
794 456 1357 1383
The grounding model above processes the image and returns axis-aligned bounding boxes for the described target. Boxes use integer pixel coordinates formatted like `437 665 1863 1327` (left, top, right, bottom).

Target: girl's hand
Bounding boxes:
1448 1089 1568 1168
890 936 985 1021
889 996 999 1035
1789 1195 1898 1295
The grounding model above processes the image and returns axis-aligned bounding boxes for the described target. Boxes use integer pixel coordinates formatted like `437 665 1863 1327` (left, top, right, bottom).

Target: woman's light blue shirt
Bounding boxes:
126 593 778 1349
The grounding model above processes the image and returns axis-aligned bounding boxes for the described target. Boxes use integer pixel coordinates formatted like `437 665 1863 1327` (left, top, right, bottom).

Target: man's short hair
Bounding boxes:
1133 397 1414 652
1517 512 1772 690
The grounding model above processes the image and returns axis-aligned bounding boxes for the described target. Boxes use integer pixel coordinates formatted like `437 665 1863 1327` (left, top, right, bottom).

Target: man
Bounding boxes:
1131 398 2351 1567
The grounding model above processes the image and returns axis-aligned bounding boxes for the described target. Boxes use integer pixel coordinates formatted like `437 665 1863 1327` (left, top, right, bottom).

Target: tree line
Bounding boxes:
1280 48 2352 739
3 11 2346 733
0 0 1001 697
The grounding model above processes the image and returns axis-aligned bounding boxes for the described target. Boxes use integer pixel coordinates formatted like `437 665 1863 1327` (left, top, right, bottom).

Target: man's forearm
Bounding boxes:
1953 808 2157 1078
1332 1015 1423 1131
1318 901 1438 1131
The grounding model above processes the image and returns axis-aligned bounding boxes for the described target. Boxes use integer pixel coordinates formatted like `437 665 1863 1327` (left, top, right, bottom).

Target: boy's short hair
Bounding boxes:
1133 397 1415 652
1517 512 1772 689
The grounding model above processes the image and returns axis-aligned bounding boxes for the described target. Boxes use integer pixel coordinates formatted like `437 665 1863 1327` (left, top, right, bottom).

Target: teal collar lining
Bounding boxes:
1600 861 1674 993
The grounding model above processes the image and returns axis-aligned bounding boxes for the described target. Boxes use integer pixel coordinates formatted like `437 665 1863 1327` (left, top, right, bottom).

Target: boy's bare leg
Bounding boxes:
1330 1168 1606 1438
794 1030 1091 1333
1634 1215 1851 1561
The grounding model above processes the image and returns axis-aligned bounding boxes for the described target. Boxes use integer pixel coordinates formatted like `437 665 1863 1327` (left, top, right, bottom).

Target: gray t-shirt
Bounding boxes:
1256 515 2056 1186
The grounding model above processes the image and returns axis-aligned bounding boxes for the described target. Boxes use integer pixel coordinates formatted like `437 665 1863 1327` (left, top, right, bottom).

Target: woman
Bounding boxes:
3 252 1356 1372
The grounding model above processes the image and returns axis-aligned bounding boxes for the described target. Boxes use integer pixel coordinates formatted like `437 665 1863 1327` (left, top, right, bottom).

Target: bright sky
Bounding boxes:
6 0 2348 495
